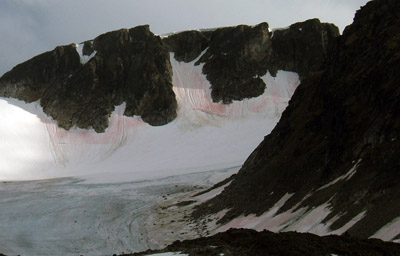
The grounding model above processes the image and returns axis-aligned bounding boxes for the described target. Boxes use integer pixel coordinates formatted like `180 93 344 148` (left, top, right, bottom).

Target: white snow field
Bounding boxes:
0 52 300 255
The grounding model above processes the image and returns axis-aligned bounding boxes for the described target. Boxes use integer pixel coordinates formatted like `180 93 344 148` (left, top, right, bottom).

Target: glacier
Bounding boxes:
0 53 299 255
0 52 299 183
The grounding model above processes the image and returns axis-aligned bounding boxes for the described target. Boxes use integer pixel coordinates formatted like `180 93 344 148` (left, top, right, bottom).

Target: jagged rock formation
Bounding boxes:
194 0 400 240
0 19 337 132
165 19 339 103
163 30 212 63
269 19 339 78
0 25 176 132
123 229 400 256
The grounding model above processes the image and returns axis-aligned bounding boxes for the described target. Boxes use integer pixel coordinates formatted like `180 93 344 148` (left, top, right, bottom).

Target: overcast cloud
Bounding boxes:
0 0 369 76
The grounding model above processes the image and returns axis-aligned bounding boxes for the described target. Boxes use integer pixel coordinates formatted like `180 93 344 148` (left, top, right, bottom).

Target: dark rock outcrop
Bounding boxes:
165 19 339 103
269 19 340 78
0 25 177 132
123 228 400 256
198 23 272 104
163 30 212 63
194 0 400 239
0 44 81 102
82 40 94 56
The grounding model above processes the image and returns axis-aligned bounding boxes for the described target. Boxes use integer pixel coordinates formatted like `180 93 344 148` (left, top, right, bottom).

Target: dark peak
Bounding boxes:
0 44 80 102
270 18 339 78
343 0 399 37
0 25 176 132
289 18 324 30
163 30 211 63
128 24 152 39
93 28 130 55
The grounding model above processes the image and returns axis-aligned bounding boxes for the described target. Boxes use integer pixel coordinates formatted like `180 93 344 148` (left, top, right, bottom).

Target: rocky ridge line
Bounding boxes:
0 20 338 132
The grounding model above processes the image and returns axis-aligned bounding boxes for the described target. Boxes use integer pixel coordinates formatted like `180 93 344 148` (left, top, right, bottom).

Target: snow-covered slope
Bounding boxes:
0 52 299 183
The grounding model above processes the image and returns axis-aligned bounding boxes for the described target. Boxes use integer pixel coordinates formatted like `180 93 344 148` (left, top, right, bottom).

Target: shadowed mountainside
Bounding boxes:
194 0 400 240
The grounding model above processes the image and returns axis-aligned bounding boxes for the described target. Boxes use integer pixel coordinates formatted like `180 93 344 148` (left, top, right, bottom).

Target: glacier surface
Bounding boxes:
0 53 299 255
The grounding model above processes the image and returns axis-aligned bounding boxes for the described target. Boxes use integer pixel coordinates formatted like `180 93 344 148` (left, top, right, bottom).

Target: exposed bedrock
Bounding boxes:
194 0 400 239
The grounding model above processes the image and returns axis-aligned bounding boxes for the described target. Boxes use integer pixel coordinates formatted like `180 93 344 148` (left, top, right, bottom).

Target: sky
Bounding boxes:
0 0 370 76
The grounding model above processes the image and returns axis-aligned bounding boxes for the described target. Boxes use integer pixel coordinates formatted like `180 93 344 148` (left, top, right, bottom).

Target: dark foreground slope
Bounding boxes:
123 229 400 256
194 0 400 239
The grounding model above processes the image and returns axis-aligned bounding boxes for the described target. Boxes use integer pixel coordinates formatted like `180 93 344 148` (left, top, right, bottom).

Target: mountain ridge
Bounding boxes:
0 19 338 132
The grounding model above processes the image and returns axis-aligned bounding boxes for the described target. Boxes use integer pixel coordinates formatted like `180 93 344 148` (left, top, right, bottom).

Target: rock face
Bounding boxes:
0 20 337 132
269 19 339 78
163 30 212 63
165 19 339 103
194 0 400 239
0 25 177 132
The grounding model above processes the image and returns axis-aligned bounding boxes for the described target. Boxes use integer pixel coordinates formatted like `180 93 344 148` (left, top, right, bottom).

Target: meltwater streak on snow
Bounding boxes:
0 52 299 183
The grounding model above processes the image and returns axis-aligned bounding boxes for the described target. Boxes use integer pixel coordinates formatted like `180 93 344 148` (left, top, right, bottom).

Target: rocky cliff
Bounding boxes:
194 0 400 240
0 20 337 132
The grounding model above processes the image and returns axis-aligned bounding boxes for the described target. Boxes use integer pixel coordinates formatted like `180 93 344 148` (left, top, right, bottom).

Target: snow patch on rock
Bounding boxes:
371 216 400 241
74 43 96 64
317 159 362 191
